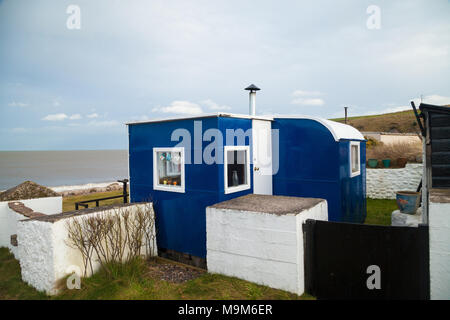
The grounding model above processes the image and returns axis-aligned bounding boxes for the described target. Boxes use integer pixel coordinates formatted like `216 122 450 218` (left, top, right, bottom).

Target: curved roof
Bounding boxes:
125 112 365 141
273 115 365 141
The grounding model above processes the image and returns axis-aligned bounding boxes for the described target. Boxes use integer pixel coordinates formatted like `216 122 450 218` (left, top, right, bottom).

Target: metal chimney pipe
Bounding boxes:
245 84 260 116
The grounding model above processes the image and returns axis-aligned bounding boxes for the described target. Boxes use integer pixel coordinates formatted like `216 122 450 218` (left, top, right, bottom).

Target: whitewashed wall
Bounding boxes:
429 194 450 300
206 200 327 296
0 197 62 258
17 203 157 295
366 163 423 199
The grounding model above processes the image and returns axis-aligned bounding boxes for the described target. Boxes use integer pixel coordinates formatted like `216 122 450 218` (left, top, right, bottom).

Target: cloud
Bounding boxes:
291 98 325 106
154 100 203 115
383 94 450 114
42 113 68 121
130 115 150 122
419 94 450 106
292 90 322 97
8 101 29 107
87 113 99 118
352 94 450 117
87 120 120 127
52 100 60 107
201 99 231 111
69 114 82 120
291 90 325 106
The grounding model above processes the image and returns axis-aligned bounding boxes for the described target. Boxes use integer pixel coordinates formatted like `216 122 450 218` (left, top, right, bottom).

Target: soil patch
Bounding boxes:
145 259 205 283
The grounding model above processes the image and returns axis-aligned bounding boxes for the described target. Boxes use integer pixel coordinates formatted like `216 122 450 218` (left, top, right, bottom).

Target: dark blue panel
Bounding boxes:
339 140 367 223
272 118 347 222
128 116 253 258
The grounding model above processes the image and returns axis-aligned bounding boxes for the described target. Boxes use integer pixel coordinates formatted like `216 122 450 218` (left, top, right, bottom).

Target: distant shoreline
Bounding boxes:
0 149 127 152
1 181 126 196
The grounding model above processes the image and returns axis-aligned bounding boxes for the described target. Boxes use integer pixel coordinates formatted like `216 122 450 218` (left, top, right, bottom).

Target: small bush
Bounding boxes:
364 136 382 149
366 141 422 164
66 204 156 277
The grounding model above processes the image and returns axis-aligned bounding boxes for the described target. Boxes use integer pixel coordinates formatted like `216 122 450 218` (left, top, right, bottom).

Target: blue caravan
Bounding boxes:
127 112 366 266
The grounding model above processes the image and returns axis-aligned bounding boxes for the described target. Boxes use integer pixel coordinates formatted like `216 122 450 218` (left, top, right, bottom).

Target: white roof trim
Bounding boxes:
126 112 273 125
271 115 365 141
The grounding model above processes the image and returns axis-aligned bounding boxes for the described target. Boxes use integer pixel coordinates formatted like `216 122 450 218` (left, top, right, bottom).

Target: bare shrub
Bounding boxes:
366 141 422 163
66 203 156 277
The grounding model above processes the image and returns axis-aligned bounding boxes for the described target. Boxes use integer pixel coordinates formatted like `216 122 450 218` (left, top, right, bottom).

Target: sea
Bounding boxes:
0 150 129 191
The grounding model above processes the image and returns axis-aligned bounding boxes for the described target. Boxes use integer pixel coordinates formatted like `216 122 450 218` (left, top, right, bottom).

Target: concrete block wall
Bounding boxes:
206 199 328 296
17 203 157 295
0 197 62 258
367 163 423 199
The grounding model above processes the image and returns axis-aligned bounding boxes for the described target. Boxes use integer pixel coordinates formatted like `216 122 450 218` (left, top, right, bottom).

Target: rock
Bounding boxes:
0 181 59 201
391 208 422 227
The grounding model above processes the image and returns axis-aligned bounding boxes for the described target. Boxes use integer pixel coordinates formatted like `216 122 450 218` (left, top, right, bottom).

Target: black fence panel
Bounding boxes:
303 220 429 300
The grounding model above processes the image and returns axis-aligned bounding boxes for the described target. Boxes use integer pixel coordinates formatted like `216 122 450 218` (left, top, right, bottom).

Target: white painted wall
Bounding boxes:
429 200 450 300
17 203 157 295
206 200 327 296
0 197 62 258
366 163 423 199
363 132 421 145
380 135 421 145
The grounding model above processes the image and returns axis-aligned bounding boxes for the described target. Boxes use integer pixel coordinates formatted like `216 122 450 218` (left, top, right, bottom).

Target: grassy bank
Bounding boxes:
331 110 418 133
0 192 395 300
63 190 125 212
0 248 308 300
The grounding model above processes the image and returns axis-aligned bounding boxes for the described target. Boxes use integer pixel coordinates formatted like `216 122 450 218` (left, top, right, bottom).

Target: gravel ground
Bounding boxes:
145 259 205 283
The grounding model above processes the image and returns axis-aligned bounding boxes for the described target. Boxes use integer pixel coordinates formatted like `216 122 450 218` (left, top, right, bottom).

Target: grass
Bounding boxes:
62 190 125 212
55 257 310 300
0 193 394 300
0 248 309 300
331 110 419 134
365 198 397 226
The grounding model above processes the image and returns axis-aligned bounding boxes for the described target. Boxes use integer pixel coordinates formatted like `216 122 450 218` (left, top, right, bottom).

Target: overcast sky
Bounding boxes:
0 0 449 150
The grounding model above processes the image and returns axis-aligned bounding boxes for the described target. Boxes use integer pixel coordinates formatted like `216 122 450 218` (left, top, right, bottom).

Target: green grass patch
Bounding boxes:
62 190 125 212
0 248 309 300
365 198 397 226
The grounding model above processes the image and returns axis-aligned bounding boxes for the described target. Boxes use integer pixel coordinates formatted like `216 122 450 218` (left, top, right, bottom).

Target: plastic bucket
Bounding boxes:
396 191 420 214
368 159 378 168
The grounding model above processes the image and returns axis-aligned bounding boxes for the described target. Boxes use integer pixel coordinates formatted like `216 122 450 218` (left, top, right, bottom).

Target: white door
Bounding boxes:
252 120 273 195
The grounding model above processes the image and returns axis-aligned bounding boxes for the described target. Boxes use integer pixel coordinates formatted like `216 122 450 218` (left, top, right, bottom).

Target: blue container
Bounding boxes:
382 159 391 168
396 191 420 214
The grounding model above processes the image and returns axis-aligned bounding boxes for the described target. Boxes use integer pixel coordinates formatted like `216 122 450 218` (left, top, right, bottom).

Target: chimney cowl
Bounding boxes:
245 84 260 92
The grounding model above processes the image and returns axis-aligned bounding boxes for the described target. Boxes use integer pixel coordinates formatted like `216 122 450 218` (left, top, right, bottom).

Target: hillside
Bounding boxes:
332 110 419 133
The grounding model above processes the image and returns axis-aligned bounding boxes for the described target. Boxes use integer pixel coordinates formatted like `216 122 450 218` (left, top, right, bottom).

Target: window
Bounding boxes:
350 141 360 177
153 147 185 193
224 146 251 194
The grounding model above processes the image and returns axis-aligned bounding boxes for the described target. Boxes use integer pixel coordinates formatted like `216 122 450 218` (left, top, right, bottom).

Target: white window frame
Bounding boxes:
224 145 251 194
349 141 361 178
153 147 185 193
